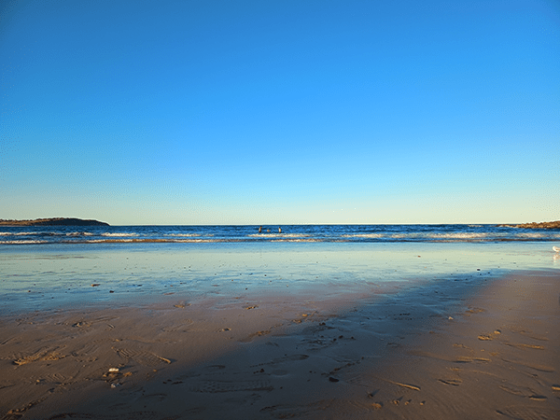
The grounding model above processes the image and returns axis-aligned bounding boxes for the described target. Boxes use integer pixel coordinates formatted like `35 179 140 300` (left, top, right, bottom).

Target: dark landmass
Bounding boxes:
497 220 560 229
0 218 109 226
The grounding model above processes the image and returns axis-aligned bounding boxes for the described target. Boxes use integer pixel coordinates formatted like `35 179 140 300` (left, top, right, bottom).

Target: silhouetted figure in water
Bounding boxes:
258 226 262 233
278 227 282 233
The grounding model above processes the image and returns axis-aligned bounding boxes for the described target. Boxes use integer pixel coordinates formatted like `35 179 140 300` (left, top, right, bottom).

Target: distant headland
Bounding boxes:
0 218 110 226
497 220 560 229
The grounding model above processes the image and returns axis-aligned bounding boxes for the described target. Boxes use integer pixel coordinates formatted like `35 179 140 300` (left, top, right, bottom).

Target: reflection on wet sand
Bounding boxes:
0 270 558 419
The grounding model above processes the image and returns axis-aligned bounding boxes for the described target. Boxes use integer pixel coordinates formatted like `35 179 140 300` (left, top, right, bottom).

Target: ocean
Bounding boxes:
1 223 560 245
1 224 559 315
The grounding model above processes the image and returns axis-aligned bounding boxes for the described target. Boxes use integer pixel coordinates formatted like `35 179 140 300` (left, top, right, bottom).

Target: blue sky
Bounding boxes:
1 0 559 225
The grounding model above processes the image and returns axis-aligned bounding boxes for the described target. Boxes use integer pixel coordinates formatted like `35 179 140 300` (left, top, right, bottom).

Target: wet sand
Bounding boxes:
1 270 559 419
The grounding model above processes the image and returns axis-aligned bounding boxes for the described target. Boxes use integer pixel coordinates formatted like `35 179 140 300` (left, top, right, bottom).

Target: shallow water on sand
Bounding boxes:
0 241 558 314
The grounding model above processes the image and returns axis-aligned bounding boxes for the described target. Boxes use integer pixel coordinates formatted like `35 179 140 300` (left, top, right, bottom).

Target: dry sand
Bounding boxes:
1 270 559 419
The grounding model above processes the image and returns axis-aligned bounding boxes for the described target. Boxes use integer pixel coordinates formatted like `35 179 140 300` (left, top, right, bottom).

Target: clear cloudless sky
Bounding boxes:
1 0 559 225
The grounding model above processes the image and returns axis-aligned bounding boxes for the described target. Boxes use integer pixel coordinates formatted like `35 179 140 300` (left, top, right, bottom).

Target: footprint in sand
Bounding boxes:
478 330 501 341
112 347 171 366
505 342 545 350
388 380 421 391
73 321 89 328
499 385 525 396
454 356 491 363
13 348 66 366
439 378 462 386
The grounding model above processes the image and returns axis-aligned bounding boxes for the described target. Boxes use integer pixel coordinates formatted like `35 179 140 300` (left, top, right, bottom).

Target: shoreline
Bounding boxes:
2 241 558 316
1 269 558 419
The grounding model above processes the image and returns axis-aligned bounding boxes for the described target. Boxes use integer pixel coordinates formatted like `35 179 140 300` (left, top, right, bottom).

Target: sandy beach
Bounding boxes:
3 0 559 416
1 268 558 419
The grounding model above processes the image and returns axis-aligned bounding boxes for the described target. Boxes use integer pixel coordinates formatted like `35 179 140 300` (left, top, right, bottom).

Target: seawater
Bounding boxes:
1 224 559 245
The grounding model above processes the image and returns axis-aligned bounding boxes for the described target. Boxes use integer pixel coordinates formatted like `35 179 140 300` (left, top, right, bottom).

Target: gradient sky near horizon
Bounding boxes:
1 0 559 225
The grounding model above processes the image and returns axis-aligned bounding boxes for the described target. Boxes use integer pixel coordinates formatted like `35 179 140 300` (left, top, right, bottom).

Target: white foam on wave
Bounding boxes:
341 234 384 238
100 233 139 237
86 238 137 243
84 238 221 244
0 240 48 244
0 231 41 236
390 233 420 239
274 238 325 242
164 233 202 237
172 238 219 243
516 232 548 238
424 232 492 239
247 233 310 238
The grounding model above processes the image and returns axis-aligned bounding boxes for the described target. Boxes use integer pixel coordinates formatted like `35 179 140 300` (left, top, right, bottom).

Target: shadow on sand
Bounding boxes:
3 268 559 420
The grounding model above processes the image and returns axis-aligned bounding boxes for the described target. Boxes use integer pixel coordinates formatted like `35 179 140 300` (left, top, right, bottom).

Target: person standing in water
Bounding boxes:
258 226 262 233
278 227 282 233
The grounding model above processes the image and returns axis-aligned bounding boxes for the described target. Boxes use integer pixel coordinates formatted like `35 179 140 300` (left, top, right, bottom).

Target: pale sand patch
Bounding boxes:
0 270 558 419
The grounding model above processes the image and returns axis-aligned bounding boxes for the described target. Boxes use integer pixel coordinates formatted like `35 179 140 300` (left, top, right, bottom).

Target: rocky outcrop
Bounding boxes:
0 218 110 226
497 221 560 229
